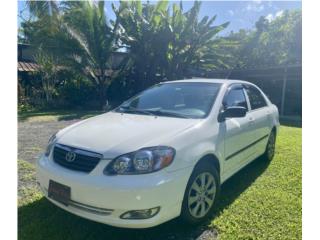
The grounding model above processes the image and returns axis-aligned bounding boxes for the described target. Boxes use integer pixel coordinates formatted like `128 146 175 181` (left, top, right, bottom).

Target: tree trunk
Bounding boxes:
42 79 52 104
97 81 108 110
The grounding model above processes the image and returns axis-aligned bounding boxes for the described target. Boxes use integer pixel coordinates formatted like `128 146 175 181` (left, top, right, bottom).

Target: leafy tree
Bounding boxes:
113 0 171 89
58 1 125 107
20 1 301 110
23 1 127 108
20 1 63 106
222 10 302 69
34 49 60 104
27 0 59 19
261 10 301 66
23 0 61 52
113 0 229 90
165 1 230 78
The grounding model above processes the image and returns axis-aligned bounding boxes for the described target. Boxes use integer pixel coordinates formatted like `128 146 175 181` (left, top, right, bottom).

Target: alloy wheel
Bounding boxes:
187 172 216 218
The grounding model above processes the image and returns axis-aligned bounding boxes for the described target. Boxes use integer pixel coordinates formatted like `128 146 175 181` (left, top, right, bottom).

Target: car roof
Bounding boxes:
162 78 252 86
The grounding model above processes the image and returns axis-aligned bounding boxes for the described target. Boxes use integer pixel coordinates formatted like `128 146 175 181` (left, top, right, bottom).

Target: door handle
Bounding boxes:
248 117 255 125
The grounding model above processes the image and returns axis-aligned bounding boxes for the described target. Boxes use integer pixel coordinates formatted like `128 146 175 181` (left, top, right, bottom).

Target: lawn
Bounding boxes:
18 126 301 240
211 126 301 239
18 110 103 122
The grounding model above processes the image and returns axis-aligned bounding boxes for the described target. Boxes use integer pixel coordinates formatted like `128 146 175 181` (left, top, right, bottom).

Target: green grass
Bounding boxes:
18 160 42 207
211 126 301 239
18 126 301 240
18 110 103 122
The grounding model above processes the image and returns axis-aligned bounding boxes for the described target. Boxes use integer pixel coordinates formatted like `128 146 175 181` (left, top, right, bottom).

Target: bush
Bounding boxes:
18 103 35 113
57 76 99 110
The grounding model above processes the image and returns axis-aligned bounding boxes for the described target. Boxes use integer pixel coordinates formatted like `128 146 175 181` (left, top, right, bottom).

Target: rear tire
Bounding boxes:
263 130 276 161
180 161 220 225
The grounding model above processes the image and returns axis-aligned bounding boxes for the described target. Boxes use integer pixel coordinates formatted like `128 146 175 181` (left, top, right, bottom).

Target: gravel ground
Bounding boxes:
18 120 78 164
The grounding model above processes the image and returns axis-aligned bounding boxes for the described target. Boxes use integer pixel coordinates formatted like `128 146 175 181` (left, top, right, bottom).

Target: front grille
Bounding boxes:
53 144 102 173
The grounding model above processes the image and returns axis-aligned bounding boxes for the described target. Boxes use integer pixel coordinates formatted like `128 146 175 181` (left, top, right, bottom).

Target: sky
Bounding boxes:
18 0 301 35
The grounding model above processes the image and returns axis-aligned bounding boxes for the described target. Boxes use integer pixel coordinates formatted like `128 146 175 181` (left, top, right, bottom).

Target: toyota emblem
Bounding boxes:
65 151 76 162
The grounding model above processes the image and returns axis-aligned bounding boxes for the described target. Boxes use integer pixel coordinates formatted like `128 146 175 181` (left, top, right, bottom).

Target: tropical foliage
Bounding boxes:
33 49 60 103
221 10 302 68
18 1 302 110
113 0 229 90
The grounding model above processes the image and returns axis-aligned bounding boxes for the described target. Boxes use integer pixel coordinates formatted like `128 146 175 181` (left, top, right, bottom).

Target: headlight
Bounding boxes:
45 133 57 157
104 146 175 175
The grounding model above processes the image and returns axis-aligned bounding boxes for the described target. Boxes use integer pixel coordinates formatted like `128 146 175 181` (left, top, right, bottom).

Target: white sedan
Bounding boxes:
37 79 279 228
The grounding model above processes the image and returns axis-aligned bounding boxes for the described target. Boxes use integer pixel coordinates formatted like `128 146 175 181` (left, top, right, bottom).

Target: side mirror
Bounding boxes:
218 106 247 122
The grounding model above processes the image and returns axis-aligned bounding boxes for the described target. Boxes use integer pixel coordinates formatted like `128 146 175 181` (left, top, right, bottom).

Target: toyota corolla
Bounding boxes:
37 79 279 228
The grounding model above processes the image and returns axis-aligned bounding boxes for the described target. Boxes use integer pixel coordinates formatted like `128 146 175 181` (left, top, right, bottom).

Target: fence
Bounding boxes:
192 65 302 117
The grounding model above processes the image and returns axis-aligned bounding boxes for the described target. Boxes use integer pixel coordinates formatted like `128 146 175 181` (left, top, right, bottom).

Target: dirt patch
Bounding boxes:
18 120 78 165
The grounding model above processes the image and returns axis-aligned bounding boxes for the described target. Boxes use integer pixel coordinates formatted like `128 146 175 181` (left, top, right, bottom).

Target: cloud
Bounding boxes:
265 13 274 22
265 10 284 22
275 10 284 18
228 10 234 16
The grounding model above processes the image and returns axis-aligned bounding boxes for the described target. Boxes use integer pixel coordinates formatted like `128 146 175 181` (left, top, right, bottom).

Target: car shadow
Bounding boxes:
18 157 270 240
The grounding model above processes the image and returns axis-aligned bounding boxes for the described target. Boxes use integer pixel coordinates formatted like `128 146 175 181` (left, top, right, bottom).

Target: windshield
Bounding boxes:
115 82 221 119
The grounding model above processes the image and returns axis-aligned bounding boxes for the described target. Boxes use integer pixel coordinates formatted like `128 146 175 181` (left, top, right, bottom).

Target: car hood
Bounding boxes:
56 112 201 158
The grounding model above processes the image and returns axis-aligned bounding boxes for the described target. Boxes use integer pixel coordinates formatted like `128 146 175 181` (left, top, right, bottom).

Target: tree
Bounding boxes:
23 0 61 52
59 1 125 107
23 1 126 108
164 1 230 79
26 0 59 19
113 0 229 90
113 0 171 90
222 10 302 69
34 49 60 104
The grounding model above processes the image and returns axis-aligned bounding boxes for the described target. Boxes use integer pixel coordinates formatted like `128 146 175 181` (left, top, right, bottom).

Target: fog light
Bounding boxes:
120 207 160 219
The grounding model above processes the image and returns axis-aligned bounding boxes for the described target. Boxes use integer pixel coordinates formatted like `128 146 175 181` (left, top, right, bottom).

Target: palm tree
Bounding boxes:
27 0 59 19
22 1 62 105
24 1 124 108
58 1 124 108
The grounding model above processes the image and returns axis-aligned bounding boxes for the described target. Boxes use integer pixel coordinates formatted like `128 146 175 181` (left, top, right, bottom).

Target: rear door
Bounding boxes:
243 84 271 158
222 84 256 175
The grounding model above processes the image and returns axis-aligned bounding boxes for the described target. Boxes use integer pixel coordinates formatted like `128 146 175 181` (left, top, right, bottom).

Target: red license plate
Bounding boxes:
48 180 71 206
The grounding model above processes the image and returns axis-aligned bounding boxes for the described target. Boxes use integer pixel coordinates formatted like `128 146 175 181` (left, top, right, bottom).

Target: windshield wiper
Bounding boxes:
118 106 156 116
147 110 191 119
118 106 191 119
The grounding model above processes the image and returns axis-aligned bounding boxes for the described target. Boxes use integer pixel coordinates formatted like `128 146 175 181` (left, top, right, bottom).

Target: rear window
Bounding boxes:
245 85 267 110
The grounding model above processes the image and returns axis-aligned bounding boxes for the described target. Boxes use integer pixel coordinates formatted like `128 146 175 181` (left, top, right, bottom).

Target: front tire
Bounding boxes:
180 161 220 225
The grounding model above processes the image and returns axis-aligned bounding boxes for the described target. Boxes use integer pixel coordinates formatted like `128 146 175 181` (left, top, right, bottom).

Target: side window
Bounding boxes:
223 87 248 110
245 86 267 110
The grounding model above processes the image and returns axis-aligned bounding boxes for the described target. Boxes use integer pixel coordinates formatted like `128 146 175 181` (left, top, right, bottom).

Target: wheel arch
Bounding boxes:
195 153 221 179
271 125 277 139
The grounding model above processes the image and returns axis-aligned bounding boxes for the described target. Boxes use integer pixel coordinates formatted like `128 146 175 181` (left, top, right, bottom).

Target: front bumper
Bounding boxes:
36 154 193 228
